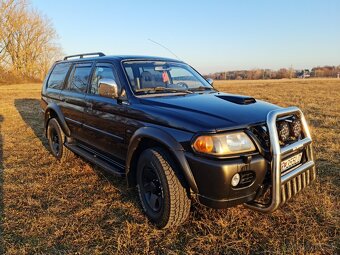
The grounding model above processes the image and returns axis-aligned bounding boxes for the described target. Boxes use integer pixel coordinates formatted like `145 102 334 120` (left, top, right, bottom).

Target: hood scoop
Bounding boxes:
216 94 256 105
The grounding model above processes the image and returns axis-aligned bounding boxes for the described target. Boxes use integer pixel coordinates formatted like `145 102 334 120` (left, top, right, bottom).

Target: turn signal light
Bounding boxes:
193 136 214 153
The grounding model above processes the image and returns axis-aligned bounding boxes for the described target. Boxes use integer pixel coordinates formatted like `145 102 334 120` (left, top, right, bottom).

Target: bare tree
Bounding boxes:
0 0 62 81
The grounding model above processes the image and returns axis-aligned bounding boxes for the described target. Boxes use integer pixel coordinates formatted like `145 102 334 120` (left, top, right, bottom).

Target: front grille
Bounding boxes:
250 125 270 150
281 167 316 204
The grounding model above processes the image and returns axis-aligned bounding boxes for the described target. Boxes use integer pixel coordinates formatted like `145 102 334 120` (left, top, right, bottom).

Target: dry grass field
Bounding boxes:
0 79 339 254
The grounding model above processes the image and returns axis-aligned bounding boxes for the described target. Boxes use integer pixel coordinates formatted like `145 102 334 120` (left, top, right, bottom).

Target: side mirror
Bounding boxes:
98 78 119 99
206 78 214 86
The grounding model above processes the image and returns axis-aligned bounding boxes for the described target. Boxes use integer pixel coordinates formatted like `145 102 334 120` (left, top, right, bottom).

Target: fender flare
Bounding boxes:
45 102 71 136
126 126 198 193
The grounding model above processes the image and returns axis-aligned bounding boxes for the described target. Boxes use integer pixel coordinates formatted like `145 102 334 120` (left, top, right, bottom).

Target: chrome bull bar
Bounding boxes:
245 107 316 213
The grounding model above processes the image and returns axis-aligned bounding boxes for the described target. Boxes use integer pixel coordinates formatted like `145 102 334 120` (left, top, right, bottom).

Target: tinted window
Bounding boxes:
67 64 92 93
47 63 71 89
90 65 116 94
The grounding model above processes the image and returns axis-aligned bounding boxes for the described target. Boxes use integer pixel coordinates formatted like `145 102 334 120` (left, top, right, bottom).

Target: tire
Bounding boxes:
47 118 74 163
136 147 191 228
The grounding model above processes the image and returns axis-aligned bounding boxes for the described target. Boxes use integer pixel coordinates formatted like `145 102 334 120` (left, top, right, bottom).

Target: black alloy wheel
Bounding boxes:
140 162 164 214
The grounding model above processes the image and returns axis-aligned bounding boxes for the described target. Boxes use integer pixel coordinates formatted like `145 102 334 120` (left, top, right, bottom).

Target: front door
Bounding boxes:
82 62 127 161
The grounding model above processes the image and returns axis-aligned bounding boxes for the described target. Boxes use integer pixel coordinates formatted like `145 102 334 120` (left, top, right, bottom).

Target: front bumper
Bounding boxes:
185 152 269 209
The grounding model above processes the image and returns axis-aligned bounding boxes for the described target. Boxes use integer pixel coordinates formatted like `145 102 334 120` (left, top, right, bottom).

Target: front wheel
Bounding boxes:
137 148 191 228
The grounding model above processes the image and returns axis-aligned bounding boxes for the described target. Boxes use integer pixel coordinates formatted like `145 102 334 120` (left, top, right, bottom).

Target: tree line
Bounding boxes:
206 65 340 80
0 0 61 83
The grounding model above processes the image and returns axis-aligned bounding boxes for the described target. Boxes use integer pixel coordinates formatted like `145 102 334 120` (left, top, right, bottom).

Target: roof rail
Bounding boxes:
63 52 105 60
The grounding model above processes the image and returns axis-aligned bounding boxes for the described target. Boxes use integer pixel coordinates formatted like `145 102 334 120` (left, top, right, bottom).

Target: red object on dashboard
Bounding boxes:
162 71 169 83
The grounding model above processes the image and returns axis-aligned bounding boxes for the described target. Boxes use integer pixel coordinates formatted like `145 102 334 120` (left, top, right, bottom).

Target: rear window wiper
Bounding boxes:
135 87 193 94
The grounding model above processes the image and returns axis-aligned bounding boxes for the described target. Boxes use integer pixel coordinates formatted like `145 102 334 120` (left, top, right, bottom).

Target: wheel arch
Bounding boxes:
126 127 198 193
44 103 70 137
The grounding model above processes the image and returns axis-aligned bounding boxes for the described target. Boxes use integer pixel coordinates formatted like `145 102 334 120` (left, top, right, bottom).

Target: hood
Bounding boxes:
133 92 281 133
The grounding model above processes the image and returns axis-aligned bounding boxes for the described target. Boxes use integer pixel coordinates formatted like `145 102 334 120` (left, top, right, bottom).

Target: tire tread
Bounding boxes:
151 148 191 228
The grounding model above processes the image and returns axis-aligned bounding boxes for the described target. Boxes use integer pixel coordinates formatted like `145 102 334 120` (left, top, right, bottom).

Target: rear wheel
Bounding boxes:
137 148 191 228
47 118 73 162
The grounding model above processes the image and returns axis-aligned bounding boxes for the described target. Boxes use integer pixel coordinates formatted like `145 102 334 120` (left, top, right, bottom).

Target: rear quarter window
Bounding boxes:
47 63 71 90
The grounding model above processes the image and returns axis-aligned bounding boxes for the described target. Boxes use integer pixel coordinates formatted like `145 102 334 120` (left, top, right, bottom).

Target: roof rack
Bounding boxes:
63 52 105 60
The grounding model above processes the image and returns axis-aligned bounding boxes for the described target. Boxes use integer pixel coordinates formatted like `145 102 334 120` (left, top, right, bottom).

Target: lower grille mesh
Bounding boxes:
281 167 316 204
238 171 256 187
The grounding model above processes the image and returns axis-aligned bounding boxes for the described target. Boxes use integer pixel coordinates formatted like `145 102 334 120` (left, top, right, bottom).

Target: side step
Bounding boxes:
65 143 125 176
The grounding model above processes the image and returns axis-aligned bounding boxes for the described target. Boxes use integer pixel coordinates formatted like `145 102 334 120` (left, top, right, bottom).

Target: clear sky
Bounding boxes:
31 0 340 74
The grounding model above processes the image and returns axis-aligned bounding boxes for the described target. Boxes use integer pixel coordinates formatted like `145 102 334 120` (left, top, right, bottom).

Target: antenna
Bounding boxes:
148 38 180 60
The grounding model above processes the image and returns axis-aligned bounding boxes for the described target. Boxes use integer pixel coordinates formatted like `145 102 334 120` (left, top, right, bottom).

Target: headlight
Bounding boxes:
192 132 256 156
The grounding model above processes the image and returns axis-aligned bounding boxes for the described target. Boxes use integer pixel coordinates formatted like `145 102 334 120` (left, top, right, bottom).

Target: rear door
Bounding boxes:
82 62 126 160
59 62 93 140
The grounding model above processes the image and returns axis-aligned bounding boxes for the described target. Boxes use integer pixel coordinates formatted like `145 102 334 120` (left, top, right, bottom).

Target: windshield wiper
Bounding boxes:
135 87 193 94
189 86 215 92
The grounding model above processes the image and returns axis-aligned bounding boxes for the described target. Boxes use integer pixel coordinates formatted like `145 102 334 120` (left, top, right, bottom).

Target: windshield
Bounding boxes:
123 61 213 95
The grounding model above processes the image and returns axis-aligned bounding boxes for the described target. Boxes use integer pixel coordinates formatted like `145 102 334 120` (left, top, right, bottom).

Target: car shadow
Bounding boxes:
14 99 49 150
0 114 5 253
90 165 142 215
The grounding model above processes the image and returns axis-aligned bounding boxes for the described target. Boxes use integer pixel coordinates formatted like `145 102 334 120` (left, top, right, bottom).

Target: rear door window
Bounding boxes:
66 63 93 93
47 63 71 89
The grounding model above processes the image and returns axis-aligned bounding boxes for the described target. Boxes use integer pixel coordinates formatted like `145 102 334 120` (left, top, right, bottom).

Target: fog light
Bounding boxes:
290 119 302 138
278 121 290 142
231 173 240 187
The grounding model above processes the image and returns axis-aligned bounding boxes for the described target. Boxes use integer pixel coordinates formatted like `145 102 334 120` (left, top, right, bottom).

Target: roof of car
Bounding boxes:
58 55 183 64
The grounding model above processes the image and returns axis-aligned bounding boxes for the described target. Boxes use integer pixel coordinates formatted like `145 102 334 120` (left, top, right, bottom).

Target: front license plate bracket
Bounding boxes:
281 152 303 172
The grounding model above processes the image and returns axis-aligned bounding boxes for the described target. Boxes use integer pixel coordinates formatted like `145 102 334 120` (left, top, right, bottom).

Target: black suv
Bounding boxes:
41 52 316 228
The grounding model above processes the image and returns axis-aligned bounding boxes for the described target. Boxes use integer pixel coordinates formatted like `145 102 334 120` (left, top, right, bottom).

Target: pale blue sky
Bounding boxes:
32 0 340 74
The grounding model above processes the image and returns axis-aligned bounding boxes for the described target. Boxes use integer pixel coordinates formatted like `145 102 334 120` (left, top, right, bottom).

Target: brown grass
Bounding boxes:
0 79 339 254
